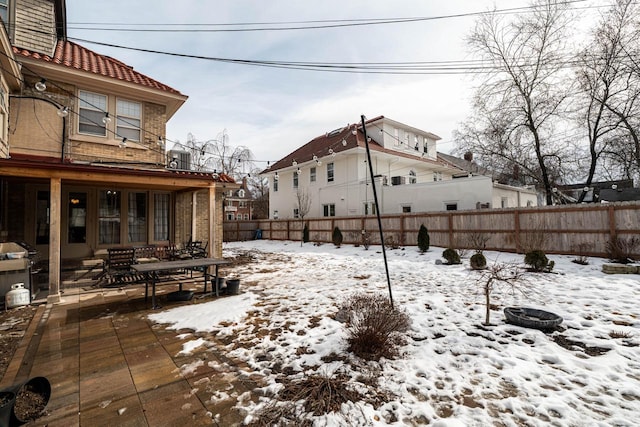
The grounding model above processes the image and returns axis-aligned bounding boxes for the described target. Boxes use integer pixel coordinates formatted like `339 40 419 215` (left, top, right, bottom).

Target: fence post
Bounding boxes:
514 209 521 253
448 213 454 247
400 215 405 245
608 205 616 240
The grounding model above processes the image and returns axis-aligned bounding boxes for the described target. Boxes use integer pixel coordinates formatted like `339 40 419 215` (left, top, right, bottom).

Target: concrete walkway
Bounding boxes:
0 284 259 426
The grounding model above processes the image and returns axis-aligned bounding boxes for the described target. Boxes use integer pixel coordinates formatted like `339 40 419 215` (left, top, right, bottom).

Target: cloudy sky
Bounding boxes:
66 0 596 169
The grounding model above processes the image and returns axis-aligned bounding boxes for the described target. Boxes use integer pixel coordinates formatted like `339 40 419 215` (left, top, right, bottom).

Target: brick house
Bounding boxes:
224 177 255 221
0 0 237 303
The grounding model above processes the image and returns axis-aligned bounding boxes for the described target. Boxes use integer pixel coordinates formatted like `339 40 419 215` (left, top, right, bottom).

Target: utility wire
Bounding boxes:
62 1 593 33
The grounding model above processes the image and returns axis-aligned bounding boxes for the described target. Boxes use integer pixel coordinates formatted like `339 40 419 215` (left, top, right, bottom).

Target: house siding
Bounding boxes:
13 0 56 55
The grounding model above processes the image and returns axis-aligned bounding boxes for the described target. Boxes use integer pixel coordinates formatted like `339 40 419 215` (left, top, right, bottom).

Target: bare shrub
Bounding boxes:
340 293 411 360
361 230 370 250
385 234 400 250
520 221 549 253
468 232 491 253
605 236 639 264
571 243 590 265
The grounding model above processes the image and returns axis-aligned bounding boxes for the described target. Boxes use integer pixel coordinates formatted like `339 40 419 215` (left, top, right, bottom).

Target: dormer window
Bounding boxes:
238 189 245 198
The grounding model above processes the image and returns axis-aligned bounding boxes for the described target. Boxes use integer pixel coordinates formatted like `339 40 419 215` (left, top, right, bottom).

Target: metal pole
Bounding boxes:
361 115 394 309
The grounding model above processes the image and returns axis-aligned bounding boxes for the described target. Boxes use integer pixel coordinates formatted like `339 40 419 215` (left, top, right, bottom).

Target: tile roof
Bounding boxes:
266 117 452 173
13 39 183 95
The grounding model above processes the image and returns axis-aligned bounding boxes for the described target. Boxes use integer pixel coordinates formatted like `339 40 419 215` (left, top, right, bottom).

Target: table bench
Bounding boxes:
131 258 230 309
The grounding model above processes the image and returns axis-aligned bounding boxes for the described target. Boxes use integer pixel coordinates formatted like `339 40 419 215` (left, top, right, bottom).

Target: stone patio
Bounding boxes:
0 282 260 426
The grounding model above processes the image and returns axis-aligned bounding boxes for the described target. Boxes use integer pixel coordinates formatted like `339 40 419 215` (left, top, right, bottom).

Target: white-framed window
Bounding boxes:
364 202 376 215
293 171 299 188
227 213 234 220
273 210 279 219
310 167 316 183
238 189 245 198
446 203 458 211
394 128 400 145
244 213 250 220
409 170 417 184
227 190 233 197
116 99 141 141
293 208 300 218
239 201 247 208
402 205 412 213
501 197 508 208
433 172 443 181
79 90 108 136
153 193 170 241
323 204 335 217
273 177 278 192
327 162 334 183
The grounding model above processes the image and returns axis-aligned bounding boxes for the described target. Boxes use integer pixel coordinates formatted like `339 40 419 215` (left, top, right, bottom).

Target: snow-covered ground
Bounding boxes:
148 240 640 426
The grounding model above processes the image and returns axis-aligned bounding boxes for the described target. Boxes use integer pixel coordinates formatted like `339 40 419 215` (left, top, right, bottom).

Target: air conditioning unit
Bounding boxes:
167 150 191 170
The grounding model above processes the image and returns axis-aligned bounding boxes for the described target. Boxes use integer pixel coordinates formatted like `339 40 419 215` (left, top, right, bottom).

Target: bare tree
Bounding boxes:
575 0 639 200
295 188 312 246
457 0 574 205
246 168 269 219
178 130 254 177
477 262 530 326
596 0 640 182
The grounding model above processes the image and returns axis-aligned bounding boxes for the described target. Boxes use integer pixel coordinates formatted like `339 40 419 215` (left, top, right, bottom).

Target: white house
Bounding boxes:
263 116 537 219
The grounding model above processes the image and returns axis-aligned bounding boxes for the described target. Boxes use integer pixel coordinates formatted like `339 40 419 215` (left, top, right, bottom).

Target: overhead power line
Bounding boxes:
64 1 591 33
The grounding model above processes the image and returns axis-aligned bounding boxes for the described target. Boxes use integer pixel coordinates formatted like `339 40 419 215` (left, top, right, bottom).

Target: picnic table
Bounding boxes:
131 258 230 309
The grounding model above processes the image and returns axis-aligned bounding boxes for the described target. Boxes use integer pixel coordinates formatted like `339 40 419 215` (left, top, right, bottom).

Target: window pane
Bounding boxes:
79 91 107 137
36 191 50 245
68 192 87 244
128 192 147 243
99 190 120 244
154 194 170 241
327 163 334 182
116 100 141 141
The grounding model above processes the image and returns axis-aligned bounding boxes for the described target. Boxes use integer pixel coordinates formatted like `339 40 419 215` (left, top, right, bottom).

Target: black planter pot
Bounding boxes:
0 391 16 427
504 307 563 330
225 279 240 295
10 376 51 425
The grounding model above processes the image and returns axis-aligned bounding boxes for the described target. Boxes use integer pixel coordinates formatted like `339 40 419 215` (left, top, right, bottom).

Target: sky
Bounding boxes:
147 240 640 425
65 0 597 170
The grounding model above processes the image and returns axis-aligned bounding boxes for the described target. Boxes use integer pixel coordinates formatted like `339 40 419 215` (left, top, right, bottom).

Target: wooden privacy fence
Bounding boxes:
223 201 640 258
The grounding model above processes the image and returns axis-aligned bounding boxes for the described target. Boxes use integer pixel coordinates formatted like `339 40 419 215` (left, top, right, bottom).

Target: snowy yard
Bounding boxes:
149 240 640 426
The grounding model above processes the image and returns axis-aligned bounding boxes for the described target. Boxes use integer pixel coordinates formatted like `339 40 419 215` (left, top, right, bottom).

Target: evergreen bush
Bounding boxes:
524 250 549 272
470 252 487 270
417 224 430 253
303 224 309 243
442 248 461 265
332 226 343 247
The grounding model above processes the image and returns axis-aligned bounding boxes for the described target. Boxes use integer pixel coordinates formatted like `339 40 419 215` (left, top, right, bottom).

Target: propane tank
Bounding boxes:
6 283 30 308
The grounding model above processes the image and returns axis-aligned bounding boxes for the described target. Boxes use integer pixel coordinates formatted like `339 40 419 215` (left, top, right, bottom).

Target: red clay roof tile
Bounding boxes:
13 39 183 95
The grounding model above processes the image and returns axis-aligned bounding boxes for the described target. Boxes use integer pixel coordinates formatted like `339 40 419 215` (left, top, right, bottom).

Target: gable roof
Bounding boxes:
13 39 183 96
266 116 452 173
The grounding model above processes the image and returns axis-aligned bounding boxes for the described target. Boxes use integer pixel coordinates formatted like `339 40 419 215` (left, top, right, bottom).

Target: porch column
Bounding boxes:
208 185 222 258
48 177 61 303
191 192 198 241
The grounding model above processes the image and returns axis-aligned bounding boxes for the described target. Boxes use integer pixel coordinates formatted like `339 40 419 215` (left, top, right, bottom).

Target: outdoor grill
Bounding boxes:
0 242 36 308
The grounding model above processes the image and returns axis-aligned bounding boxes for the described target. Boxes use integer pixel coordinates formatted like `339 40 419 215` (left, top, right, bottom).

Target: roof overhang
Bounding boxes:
0 156 237 192
0 28 21 90
18 57 187 119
